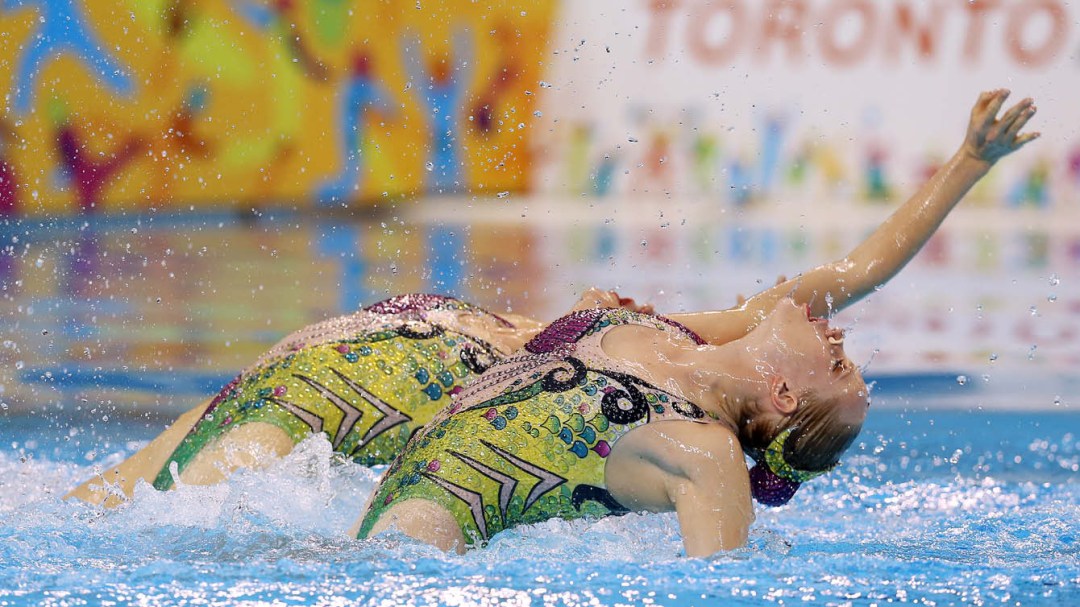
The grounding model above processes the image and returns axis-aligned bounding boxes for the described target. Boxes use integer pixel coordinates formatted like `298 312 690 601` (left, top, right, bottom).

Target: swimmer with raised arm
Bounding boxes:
355 90 1038 556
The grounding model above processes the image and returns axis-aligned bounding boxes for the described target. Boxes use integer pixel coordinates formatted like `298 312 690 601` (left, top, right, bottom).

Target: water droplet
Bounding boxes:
425 162 434 172
496 191 510 199
1047 294 1057 303
989 353 998 363
1053 395 1062 406
1049 273 1060 286
1027 345 1038 360
956 375 968 386
533 110 542 117
14 361 24 370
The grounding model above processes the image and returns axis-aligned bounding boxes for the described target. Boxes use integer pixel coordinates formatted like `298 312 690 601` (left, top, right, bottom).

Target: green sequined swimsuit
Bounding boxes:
152 295 512 490
356 308 716 545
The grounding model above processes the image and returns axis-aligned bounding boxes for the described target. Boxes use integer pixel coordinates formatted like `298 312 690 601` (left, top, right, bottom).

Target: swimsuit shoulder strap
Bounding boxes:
524 308 704 355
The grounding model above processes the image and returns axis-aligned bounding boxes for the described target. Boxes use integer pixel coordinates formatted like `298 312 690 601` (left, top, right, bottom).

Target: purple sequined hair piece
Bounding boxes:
749 463 801 507
525 309 605 354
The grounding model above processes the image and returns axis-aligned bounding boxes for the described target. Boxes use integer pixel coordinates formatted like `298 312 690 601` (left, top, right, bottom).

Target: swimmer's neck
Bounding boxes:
601 325 768 430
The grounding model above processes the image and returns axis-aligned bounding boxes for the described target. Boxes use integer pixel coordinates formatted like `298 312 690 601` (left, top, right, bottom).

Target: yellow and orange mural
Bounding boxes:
0 0 556 215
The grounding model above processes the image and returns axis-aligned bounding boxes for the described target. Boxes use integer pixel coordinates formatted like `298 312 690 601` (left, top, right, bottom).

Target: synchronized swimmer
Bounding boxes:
70 90 1037 557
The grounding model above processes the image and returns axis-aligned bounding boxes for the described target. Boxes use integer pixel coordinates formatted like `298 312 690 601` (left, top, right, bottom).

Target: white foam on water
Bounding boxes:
2 418 1078 606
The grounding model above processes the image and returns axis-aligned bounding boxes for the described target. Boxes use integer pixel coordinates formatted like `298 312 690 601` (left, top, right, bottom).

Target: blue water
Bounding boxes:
1 409 1076 606
2 209 1078 605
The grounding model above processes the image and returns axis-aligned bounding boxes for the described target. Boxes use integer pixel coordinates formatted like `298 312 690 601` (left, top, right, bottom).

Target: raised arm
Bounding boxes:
671 90 1038 344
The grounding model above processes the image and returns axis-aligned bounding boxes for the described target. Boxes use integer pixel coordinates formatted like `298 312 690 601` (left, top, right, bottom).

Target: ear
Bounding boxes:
769 376 799 415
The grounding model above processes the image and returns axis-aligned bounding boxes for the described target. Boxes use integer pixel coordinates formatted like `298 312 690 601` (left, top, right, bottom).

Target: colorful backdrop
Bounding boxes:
0 0 556 215
2 1 1078 214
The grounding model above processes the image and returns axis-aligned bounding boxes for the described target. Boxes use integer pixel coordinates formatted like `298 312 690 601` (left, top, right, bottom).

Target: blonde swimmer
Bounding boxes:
356 90 1038 556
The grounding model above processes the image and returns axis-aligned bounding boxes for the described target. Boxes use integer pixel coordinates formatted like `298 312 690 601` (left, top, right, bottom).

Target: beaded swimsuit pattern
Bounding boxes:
152 295 510 490
356 308 717 545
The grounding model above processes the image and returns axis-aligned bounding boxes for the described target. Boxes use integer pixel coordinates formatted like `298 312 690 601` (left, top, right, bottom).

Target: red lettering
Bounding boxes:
687 0 746 65
759 0 809 64
646 0 682 58
961 0 1001 64
1006 0 1068 66
888 0 945 62
646 0 1072 69
818 0 875 66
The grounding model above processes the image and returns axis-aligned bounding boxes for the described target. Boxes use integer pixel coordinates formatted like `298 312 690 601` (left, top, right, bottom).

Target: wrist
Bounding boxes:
951 148 994 178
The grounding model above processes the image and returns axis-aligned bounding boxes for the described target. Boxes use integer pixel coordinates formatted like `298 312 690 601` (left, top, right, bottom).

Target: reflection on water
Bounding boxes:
1 197 1077 414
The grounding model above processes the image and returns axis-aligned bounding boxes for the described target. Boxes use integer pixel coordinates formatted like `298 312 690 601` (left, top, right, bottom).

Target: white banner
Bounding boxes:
536 0 1079 206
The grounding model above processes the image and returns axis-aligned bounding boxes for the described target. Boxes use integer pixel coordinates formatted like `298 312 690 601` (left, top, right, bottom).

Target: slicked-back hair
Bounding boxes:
740 391 864 472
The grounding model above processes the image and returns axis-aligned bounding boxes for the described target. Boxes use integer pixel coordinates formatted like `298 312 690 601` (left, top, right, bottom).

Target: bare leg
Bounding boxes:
357 498 467 554
66 400 295 506
177 422 293 485
65 398 213 507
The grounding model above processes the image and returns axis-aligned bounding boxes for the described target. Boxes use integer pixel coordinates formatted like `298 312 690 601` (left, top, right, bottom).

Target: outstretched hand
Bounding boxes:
962 90 1039 166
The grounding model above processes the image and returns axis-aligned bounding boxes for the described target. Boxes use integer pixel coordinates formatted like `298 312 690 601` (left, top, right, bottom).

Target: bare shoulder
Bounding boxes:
624 421 744 475
606 421 746 512
599 322 703 377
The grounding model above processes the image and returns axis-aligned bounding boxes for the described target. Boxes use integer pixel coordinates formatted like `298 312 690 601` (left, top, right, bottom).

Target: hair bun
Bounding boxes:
749 463 801 506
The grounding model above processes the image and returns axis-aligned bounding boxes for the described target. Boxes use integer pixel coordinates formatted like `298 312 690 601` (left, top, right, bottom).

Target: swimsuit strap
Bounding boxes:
524 308 607 354
655 316 706 345
525 308 705 354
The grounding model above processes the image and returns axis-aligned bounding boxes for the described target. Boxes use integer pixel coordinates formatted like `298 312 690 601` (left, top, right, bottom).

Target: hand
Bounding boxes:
961 89 1039 166
618 296 654 315
571 288 654 314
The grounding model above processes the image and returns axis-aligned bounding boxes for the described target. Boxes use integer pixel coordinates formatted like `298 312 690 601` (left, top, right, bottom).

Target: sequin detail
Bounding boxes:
357 309 721 545
152 295 510 490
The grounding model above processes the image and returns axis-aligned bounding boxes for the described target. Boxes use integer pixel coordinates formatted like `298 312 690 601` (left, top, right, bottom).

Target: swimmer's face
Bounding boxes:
752 298 869 423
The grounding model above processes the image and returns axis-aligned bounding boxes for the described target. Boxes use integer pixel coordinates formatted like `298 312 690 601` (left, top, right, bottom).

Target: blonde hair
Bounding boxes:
740 391 864 472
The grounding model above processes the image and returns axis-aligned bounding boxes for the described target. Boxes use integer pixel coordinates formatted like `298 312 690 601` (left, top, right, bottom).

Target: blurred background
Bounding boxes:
0 0 1077 417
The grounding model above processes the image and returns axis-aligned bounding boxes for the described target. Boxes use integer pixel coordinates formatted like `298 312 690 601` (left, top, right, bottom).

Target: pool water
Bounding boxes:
1 408 1076 606
1 204 1077 605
